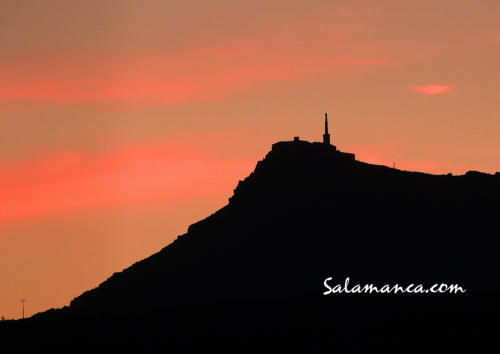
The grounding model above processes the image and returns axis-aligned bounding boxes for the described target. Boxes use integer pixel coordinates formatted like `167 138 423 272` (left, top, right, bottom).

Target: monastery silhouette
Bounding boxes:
272 113 355 161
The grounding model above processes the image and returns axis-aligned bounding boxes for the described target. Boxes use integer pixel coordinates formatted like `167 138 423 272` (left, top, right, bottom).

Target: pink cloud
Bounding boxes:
0 141 257 223
0 46 390 108
409 84 452 95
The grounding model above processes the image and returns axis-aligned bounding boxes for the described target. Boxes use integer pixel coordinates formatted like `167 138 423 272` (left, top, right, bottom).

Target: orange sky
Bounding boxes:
1 0 500 319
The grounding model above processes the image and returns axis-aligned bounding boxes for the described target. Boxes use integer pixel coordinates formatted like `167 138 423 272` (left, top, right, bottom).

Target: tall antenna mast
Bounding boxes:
323 113 330 145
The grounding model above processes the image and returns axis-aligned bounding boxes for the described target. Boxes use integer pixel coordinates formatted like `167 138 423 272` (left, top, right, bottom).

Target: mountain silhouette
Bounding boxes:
56 137 500 317
6 135 500 350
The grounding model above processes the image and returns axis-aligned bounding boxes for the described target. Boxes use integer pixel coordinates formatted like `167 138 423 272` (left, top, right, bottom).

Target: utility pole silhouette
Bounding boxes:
20 299 26 319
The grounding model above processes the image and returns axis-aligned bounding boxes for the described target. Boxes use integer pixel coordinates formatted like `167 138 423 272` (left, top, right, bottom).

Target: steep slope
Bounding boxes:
67 140 500 315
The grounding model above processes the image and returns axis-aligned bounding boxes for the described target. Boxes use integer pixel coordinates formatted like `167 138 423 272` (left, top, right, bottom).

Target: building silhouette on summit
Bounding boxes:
280 113 355 161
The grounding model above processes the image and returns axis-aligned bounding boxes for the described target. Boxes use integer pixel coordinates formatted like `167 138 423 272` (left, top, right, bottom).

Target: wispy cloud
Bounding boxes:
409 84 452 95
0 45 390 109
0 141 257 223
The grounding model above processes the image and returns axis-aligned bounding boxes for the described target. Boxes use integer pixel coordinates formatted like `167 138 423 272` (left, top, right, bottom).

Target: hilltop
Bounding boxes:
51 137 500 317
4 137 500 350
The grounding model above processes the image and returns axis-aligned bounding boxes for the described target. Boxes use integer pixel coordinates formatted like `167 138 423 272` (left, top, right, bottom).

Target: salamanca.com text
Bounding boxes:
323 277 466 294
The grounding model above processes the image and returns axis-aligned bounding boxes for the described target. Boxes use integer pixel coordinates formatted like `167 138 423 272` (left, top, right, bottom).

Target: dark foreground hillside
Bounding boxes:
2 295 498 351
3 139 500 350
67 139 499 316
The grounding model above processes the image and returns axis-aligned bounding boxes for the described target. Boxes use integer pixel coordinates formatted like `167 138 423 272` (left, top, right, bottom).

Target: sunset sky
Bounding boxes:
1 0 499 319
